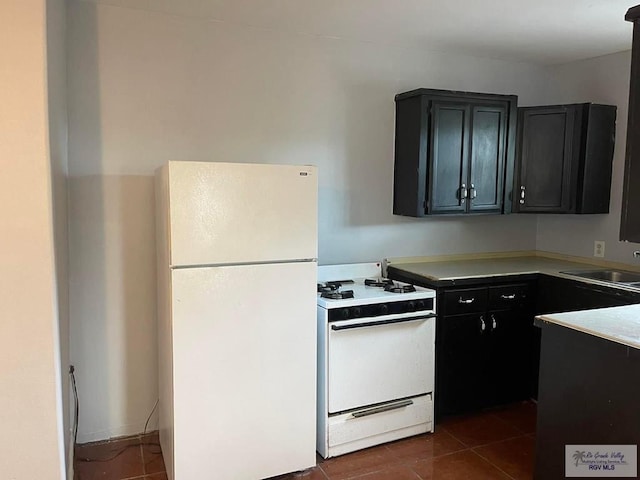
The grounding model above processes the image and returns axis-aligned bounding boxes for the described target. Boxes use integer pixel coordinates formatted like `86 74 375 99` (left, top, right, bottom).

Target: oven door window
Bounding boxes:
327 315 435 414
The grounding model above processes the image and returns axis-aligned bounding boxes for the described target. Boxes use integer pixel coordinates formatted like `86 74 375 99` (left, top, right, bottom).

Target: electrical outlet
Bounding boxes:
594 240 605 258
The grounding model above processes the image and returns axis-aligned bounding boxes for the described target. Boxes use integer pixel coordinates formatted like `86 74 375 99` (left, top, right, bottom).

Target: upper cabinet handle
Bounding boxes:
470 184 477 200
519 185 526 204
458 297 475 304
460 184 467 203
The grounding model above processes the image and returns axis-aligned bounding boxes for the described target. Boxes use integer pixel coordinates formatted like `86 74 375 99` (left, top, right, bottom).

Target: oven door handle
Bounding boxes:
331 314 436 331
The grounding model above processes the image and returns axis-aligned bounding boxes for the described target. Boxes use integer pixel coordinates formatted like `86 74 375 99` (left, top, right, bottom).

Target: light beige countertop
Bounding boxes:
387 256 584 281
535 304 640 350
385 254 640 293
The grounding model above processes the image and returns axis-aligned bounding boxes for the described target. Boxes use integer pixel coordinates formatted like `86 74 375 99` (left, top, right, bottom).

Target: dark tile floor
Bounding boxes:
75 401 536 480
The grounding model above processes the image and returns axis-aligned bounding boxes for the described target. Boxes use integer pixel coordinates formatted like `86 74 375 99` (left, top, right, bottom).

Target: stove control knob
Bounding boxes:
407 301 416 312
377 304 388 316
339 308 351 320
416 300 425 310
352 307 362 318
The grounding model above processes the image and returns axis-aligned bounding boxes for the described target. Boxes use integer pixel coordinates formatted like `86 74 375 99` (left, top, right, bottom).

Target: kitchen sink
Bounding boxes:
560 269 640 284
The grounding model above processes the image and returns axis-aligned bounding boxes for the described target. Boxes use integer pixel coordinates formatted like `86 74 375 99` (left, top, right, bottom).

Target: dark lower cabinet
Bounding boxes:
532 275 640 400
537 275 640 314
387 266 640 421
535 322 640 480
437 282 534 418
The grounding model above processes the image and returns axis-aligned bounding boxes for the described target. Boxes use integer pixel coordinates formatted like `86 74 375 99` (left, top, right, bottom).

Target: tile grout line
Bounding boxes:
140 433 147 476
471 449 518 480
317 463 330 479
317 461 332 479
435 415 534 479
467 433 532 450
120 474 147 480
437 426 469 449
440 414 533 450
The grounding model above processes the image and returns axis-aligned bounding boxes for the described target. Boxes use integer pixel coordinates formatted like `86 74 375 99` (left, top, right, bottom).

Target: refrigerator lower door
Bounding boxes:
171 261 317 479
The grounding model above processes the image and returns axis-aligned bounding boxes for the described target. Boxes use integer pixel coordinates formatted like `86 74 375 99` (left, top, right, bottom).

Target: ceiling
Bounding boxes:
79 0 635 64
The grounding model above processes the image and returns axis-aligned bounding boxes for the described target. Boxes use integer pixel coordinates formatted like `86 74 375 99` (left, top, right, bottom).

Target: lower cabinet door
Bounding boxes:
438 313 487 416
486 309 531 405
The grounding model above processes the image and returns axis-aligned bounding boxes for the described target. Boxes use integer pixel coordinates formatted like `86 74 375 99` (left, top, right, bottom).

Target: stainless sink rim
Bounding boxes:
559 269 640 284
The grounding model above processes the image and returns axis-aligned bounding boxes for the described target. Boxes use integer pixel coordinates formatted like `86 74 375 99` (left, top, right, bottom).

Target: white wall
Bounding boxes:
66 1 554 441
68 175 158 442
0 1 66 478
537 51 639 264
47 0 71 473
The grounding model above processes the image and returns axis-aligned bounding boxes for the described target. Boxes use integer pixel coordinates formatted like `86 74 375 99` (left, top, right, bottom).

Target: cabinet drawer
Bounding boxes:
442 287 487 315
489 284 531 310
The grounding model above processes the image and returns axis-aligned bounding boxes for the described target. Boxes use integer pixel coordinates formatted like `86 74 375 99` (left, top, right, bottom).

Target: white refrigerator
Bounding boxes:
155 161 318 480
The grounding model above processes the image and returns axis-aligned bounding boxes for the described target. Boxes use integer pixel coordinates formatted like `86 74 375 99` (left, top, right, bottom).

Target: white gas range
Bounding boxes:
316 262 437 459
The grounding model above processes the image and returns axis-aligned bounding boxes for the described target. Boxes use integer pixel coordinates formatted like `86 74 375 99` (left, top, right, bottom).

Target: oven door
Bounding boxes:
327 313 435 414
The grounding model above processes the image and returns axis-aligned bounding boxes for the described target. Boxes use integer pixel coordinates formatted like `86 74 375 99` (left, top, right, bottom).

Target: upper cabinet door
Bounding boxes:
516 107 575 213
515 103 615 215
469 105 507 213
429 102 471 214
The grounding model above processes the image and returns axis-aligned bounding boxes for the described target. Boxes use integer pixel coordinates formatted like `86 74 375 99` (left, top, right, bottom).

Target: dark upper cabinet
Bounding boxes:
393 89 517 217
621 6 640 241
515 103 616 214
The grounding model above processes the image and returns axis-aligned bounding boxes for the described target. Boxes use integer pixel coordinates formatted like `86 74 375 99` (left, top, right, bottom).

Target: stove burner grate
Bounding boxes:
364 278 394 288
317 280 354 293
321 290 355 300
384 283 417 294
317 282 339 293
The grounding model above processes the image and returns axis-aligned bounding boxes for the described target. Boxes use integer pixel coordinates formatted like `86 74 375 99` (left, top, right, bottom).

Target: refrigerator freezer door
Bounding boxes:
171 262 317 479
168 161 317 267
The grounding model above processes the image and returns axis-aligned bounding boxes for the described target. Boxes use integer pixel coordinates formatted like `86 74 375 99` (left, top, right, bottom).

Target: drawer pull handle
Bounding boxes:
351 399 414 418
500 294 516 300
458 297 475 304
